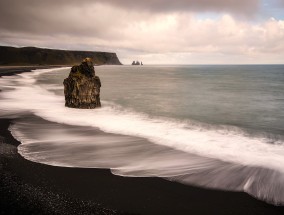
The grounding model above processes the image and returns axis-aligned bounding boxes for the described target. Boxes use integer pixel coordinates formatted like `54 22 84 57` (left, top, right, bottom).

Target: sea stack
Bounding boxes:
63 58 101 109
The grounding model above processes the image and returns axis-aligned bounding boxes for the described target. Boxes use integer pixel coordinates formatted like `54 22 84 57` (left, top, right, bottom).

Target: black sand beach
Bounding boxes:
0 66 66 77
1 67 284 215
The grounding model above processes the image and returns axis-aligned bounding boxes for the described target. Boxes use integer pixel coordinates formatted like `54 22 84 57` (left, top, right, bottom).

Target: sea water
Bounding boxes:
0 65 284 205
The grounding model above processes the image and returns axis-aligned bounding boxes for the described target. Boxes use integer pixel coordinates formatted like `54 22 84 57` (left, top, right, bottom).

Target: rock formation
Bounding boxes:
0 46 122 66
63 58 101 109
132 60 142 65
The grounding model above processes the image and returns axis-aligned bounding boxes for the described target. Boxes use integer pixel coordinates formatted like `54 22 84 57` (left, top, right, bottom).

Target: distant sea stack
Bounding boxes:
0 46 122 66
63 58 101 109
132 60 143 65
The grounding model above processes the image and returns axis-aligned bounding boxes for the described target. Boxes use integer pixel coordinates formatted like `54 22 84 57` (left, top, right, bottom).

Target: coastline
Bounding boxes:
1 67 284 215
0 65 68 77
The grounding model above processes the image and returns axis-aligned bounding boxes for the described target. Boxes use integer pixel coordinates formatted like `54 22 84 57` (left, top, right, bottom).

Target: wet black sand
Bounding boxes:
1 67 284 215
0 66 67 77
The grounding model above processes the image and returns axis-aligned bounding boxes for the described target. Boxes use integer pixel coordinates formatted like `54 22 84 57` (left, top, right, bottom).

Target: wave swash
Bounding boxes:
0 68 284 205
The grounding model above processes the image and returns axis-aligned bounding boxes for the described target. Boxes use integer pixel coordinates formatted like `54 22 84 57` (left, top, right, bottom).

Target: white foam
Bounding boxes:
1 68 284 174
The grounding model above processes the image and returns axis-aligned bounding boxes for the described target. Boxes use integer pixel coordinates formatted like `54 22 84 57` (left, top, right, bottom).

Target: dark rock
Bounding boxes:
131 60 141 65
0 46 122 66
63 58 101 109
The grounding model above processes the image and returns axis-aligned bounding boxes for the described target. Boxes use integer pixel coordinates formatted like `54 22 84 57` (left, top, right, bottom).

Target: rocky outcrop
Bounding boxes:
0 46 122 66
131 60 143 65
132 60 141 65
63 58 101 109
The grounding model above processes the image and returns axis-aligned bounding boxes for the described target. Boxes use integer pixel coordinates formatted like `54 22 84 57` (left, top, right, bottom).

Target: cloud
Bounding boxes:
0 0 283 64
273 0 284 7
100 0 260 14
0 0 260 35
0 0 260 15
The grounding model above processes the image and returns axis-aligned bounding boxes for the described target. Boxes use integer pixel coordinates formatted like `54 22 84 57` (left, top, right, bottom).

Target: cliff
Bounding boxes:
63 58 101 109
0 46 122 66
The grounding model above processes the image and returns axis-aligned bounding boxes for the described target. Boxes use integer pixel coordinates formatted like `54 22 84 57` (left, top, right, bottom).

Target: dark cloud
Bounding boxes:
274 0 284 6
0 0 260 38
0 0 122 38
0 0 260 16
101 0 260 14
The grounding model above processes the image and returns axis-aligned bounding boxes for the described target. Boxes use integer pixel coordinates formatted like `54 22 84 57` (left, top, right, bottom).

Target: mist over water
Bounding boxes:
1 65 284 205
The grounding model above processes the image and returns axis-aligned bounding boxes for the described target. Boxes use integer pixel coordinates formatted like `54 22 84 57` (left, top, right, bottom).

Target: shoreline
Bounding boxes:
0 118 128 215
1 67 284 214
0 65 68 77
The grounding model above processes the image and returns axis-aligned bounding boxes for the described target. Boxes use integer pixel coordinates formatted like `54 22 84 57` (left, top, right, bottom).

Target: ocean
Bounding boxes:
0 65 284 205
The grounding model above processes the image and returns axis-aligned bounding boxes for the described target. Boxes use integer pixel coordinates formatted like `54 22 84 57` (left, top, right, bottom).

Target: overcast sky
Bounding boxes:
0 0 284 64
